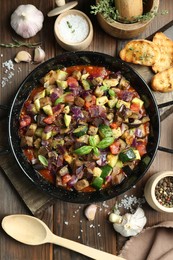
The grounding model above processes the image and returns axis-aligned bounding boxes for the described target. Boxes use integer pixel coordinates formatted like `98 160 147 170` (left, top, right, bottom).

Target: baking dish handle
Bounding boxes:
158 100 173 154
0 105 10 155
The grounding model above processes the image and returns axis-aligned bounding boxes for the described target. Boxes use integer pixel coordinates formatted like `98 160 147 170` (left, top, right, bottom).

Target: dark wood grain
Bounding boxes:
1 1 173 260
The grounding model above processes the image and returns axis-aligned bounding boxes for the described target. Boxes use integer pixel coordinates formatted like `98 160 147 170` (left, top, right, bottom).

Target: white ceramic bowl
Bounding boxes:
144 171 173 213
54 9 93 51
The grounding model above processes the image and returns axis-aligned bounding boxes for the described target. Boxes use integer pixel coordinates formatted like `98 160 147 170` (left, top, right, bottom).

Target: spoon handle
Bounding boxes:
50 234 125 260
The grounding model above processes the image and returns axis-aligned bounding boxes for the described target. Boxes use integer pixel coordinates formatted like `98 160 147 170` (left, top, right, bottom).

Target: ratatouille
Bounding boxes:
19 65 150 192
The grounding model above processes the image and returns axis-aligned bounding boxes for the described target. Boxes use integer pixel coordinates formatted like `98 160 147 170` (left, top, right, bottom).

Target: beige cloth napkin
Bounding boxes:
120 221 173 260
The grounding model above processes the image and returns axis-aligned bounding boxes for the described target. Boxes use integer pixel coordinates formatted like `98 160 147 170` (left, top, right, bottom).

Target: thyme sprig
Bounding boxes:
0 38 41 48
90 0 167 24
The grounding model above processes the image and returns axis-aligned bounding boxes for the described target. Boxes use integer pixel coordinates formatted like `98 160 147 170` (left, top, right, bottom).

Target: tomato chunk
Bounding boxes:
110 140 120 155
20 115 31 128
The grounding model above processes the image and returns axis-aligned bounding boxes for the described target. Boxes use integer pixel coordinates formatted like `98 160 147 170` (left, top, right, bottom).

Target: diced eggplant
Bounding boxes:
74 96 85 107
72 70 81 80
88 125 98 136
20 136 33 147
34 138 41 149
40 97 52 108
74 179 89 191
59 165 69 176
26 123 37 136
128 119 142 128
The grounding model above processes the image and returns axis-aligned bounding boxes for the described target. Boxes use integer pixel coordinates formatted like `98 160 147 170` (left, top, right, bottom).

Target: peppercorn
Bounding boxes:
155 176 173 208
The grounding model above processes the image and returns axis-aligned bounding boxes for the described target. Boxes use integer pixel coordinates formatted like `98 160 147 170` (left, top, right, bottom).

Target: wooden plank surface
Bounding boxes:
1 0 173 260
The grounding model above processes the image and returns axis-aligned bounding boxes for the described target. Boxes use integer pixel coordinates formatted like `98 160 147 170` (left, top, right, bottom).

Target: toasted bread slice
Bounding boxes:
152 32 173 73
151 67 173 92
119 40 160 66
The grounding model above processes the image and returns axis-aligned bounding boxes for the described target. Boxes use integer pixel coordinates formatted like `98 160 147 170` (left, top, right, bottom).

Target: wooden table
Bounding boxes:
0 1 173 259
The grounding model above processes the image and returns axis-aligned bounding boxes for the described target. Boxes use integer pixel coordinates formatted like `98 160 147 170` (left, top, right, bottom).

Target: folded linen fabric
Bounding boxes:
120 221 173 260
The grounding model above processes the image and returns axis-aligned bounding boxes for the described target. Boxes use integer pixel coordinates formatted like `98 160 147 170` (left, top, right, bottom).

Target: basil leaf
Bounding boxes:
38 155 48 166
97 137 114 149
74 145 93 155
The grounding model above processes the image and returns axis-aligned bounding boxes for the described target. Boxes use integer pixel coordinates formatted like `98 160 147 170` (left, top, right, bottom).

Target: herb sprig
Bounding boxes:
90 0 167 24
0 38 41 48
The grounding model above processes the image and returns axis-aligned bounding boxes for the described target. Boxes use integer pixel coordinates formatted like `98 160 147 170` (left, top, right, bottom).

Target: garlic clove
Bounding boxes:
84 204 97 221
34 46 45 63
109 213 122 223
14 51 32 63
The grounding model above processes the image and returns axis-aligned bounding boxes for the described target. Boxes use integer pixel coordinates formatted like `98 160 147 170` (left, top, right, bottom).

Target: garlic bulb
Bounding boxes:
110 208 147 237
14 51 32 63
11 4 44 38
34 46 45 63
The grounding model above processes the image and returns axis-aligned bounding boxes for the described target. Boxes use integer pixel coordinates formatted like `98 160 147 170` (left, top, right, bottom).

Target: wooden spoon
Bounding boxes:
1 215 125 260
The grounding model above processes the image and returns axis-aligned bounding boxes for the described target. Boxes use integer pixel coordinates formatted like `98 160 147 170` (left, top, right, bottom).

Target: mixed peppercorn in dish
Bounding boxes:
19 65 150 192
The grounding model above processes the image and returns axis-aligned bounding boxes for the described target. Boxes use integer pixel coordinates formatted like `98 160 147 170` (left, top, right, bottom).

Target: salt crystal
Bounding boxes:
58 14 89 43
64 221 68 225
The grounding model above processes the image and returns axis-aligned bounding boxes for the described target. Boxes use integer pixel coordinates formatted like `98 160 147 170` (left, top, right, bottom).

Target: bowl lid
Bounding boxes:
47 1 78 17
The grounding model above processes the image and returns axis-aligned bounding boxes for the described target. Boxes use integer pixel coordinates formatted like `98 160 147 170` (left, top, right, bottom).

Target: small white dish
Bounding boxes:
54 9 93 51
144 171 173 213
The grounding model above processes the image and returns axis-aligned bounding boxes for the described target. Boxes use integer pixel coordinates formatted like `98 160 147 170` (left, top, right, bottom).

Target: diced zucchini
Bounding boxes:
112 127 122 139
93 167 102 177
34 99 40 112
81 73 89 80
103 78 119 87
108 98 117 108
42 131 52 140
133 149 141 160
43 70 57 84
42 104 53 116
92 177 104 190
77 134 89 144
56 80 68 89
119 148 136 163
64 114 71 127
35 128 44 137
115 160 123 168
132 97 144 108
99 124 113 138
116 100 130 109
51 139 64 149
107 154 118 167
94 86 104 97
63 105 70 114
33 90 45 101
82 79 90 90
101 165 112 178
45 85 56 95
96 96 108 106
73 125 88 137
56 69 68 81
